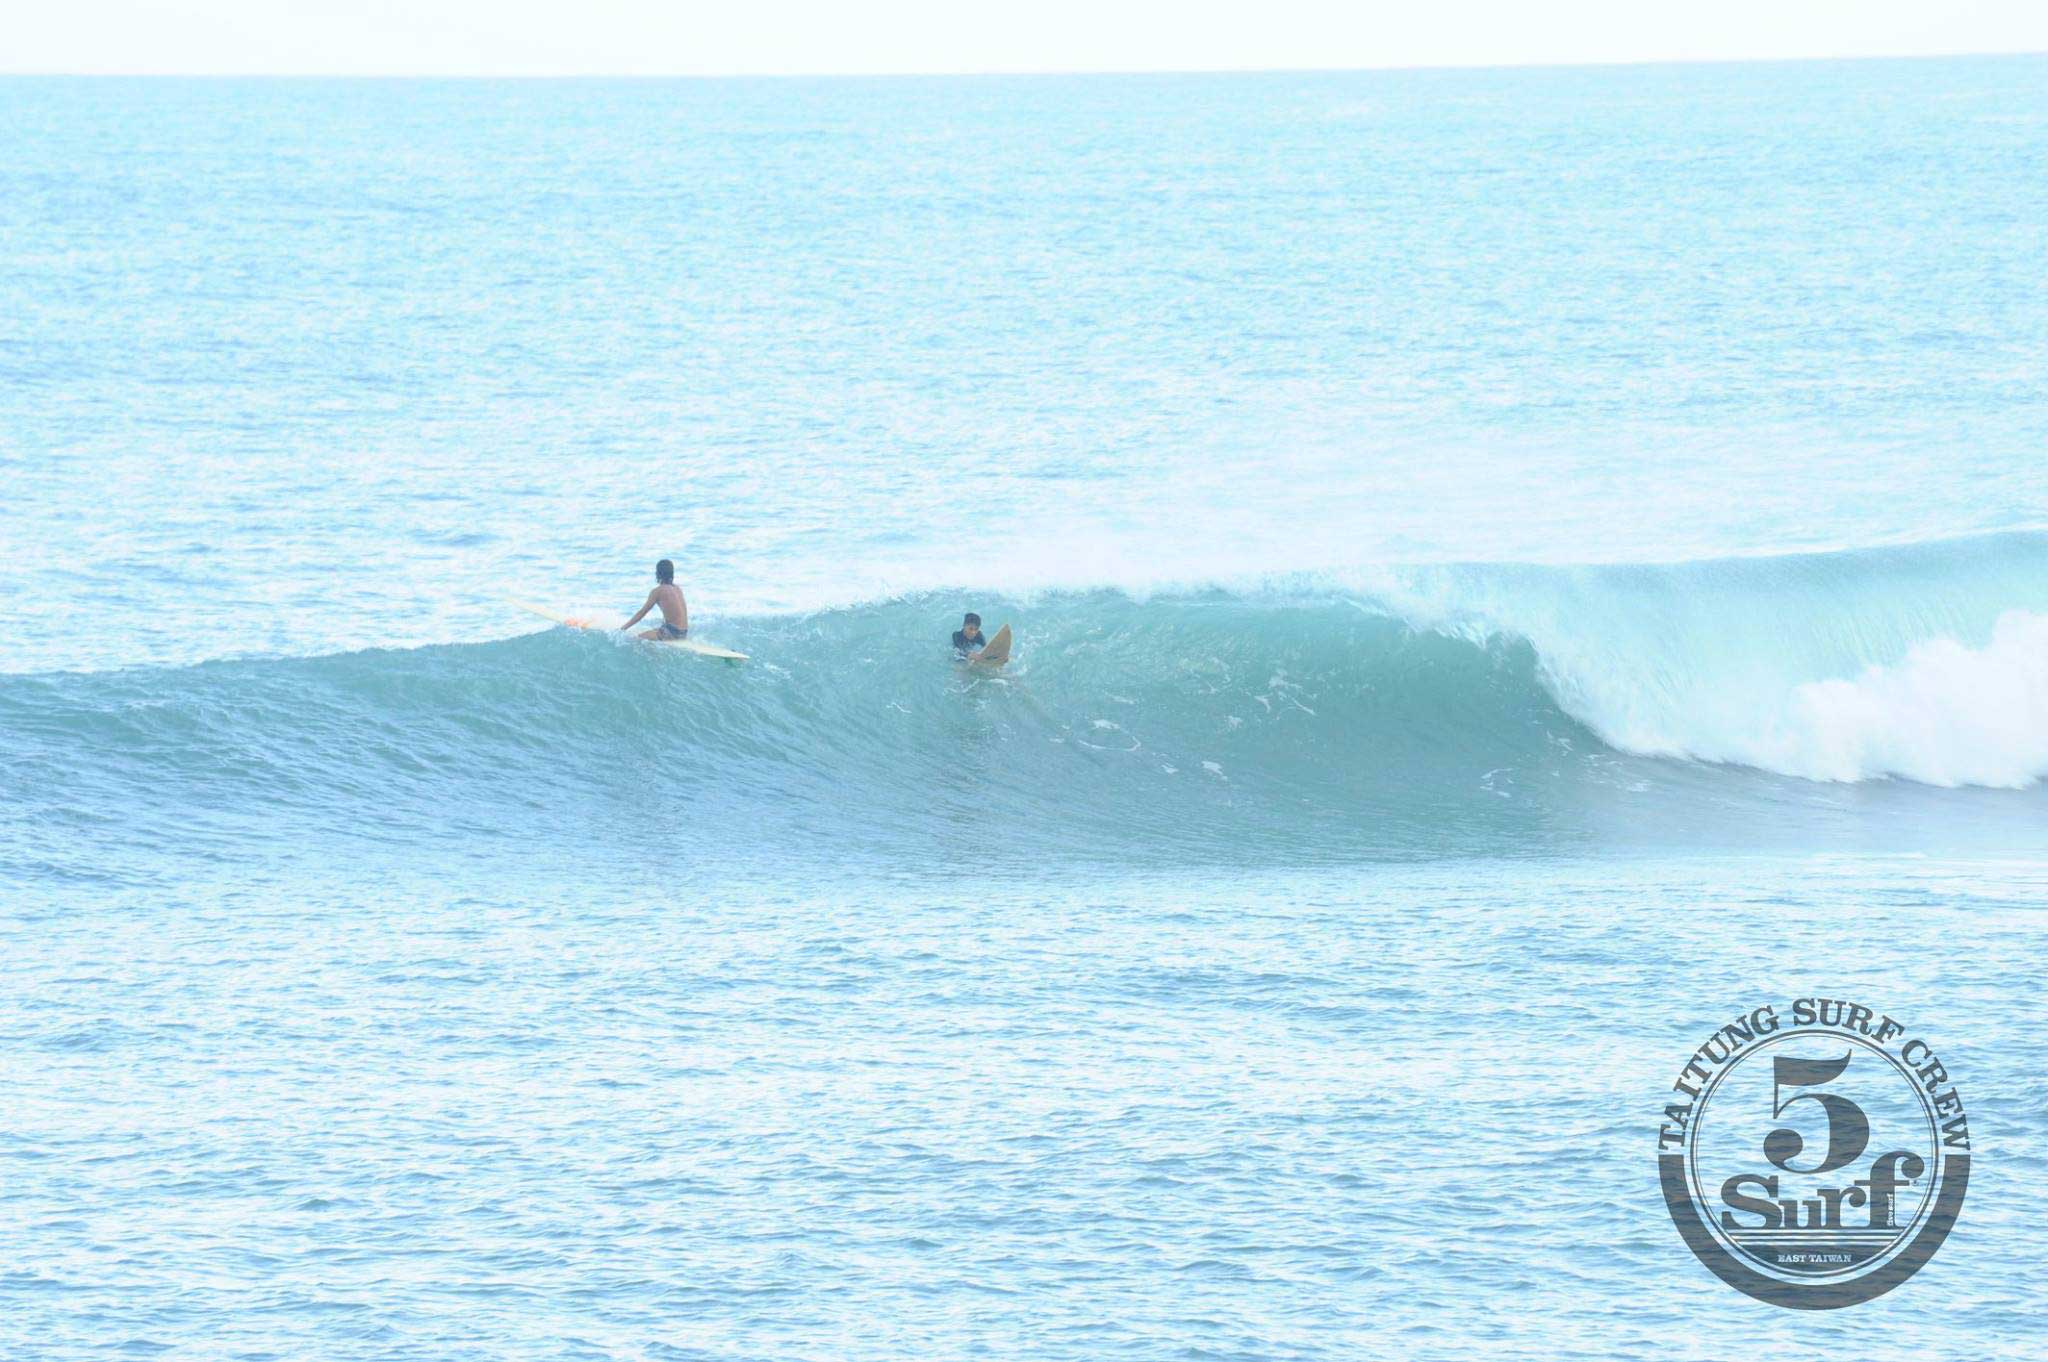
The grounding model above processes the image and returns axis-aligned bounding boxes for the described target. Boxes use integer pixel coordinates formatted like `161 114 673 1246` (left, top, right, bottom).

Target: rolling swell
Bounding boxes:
5 532 2046 882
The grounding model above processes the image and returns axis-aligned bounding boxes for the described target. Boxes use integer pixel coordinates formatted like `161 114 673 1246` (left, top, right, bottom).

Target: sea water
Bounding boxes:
3 60 2046 1358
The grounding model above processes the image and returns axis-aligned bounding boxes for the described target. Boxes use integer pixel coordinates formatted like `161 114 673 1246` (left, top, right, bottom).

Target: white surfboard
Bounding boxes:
510 600 749 661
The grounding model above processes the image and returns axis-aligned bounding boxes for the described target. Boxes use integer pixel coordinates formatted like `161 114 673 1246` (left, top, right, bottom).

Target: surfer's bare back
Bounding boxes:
622 559 689 641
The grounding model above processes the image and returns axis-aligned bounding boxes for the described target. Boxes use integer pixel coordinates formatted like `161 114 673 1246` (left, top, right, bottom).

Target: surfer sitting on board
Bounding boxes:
622 560 689 641
952 612 987 657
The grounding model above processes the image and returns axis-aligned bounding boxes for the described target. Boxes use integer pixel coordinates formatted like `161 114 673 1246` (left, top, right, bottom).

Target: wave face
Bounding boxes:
6 533 2046 882
1352 530 2048 788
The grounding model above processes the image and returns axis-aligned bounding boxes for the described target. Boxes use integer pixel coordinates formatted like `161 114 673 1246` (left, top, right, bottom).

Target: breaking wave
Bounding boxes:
5 531 2045 878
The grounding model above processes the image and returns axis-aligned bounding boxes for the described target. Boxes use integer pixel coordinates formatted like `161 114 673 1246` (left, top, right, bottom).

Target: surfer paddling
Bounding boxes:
952 612 988 657
951 612 1012 667
622 559 689 641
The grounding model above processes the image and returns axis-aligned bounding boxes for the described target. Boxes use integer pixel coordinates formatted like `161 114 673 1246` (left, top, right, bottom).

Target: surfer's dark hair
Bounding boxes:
963 612 980 627
656 559 674 584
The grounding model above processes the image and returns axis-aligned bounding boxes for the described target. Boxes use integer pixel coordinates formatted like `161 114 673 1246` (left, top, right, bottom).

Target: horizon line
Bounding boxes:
4 48 2044 82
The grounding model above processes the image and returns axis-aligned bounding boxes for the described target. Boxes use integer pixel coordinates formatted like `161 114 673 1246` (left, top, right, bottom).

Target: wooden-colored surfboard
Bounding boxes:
970 623 1012 667
509 600 749 661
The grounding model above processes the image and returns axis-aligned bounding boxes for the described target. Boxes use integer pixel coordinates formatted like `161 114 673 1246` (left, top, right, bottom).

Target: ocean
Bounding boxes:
3 58 2046 1358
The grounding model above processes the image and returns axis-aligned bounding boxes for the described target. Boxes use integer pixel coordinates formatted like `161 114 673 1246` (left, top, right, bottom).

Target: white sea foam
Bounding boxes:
1345 537 2048 789
1750 611 2048 787
1523 610 2048 789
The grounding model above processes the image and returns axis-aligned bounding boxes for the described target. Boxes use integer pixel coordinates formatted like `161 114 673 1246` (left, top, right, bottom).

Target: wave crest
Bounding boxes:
1351 530 2048 788
1756 610 2048 787
4 532 2045 879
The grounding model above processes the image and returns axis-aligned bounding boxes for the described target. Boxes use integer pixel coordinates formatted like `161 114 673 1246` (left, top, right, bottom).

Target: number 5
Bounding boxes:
1765 1052 1870 1175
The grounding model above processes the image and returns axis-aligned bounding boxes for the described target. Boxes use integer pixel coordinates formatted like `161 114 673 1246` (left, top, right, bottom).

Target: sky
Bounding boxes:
7 0 2048 77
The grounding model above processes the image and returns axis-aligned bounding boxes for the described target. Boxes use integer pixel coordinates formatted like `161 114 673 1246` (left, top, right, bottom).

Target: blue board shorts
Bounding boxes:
657 623 687 640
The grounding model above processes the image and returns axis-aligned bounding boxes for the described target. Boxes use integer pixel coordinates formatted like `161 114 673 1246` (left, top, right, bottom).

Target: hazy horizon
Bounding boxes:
10 1 2048 78
6 49 2047 81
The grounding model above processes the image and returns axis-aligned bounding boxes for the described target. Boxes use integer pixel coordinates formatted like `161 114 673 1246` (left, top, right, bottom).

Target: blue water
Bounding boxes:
4 59 2047 1358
